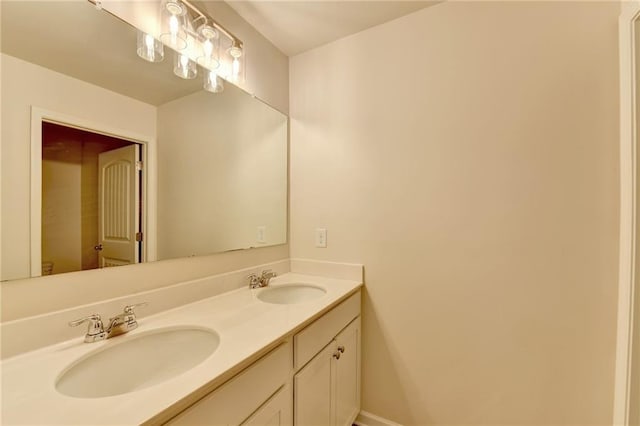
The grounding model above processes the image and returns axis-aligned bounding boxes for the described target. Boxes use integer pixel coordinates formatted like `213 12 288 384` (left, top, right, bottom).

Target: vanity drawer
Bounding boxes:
294 290 361 370
166 341 291 426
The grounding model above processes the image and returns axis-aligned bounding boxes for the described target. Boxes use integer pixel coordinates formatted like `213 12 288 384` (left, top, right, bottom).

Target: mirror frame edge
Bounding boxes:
614 2 640 425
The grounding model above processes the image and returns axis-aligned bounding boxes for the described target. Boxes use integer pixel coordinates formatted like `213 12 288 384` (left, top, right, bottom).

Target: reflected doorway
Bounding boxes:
41 122 143 275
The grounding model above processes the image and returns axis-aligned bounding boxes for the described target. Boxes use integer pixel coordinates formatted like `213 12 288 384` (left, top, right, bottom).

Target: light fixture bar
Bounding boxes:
180 0 243 49
87 0 243 51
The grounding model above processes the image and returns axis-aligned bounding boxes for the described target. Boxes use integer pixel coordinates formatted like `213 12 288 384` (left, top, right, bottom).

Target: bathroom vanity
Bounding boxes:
166 290 360 425
0 272 362 425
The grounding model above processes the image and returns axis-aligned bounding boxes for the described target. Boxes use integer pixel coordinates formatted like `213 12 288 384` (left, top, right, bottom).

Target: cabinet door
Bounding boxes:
334 318 361 426
166 343 290 425
242 385 292 426
294 343 335 426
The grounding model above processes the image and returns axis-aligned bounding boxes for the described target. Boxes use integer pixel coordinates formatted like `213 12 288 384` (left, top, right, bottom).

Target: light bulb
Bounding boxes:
144 34 154 49
232 57 240 76
144 34 154 58
204 70 223 93
174 53 197 79
169 15 179 41
180 54 189 77
203 39 213 58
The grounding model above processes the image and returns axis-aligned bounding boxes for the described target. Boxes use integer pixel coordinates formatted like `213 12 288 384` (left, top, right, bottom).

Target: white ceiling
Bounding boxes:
225 1 438 56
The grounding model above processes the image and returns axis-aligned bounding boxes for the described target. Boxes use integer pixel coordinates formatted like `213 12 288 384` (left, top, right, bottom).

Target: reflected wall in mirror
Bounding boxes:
0 1 288 281
158 87 287 259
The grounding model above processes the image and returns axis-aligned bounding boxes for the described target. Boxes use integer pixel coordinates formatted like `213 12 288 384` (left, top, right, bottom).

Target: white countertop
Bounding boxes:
1 273 362 425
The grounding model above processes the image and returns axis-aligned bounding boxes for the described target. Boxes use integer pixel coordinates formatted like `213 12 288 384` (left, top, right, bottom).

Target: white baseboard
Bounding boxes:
354 411 403 426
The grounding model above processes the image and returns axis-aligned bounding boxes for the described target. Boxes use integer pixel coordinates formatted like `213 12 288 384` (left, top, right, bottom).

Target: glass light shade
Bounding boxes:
204 70 223 93
174 53 197 79
136 31 164 63
159 0 188 50
196 24 220 70
227 44 244 82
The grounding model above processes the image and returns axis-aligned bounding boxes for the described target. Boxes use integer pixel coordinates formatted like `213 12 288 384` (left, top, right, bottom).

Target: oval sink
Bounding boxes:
257 284 326 304
56 327 219 398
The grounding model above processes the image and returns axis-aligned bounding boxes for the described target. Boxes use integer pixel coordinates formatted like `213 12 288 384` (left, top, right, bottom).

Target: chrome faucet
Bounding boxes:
69 303 147 343
247 269 277 289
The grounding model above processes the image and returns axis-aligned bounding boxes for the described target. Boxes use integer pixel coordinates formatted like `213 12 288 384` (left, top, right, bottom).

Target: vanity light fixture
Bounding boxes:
136 31 164 63
174 53 197 79
123 0 245 92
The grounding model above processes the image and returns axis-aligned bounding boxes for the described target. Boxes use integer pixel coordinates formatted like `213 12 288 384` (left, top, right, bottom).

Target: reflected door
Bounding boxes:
98 145 139 267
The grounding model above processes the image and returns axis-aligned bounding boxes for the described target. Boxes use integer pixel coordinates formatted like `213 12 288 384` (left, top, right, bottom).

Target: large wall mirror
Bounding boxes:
0 1 288 281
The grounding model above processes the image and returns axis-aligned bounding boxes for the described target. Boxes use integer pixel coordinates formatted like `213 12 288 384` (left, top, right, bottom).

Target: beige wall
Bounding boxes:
80 141 101 271
290 2 620 424
42 140 83 274
157 88 287 259
1 0 289 320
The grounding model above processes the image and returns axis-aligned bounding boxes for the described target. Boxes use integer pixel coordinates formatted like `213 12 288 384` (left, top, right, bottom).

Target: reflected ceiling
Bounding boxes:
0 1 201 106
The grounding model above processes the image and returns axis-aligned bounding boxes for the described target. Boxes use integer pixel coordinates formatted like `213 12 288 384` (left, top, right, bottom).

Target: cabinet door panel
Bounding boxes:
334 318 361 426
294 343 334 426
166 342 291 425
243 385 292 426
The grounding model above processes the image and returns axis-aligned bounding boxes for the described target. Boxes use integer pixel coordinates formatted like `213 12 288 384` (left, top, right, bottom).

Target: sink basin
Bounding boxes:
257 284 326 304
56 326 219 398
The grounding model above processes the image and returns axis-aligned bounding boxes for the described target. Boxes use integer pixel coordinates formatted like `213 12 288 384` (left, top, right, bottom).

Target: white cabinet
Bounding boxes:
294 316 361 426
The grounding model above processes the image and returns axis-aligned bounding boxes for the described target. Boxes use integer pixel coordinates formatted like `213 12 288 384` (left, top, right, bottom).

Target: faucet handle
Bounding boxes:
69 313 103 328
247 273 261 288
68 314 106 342
123 302 148 315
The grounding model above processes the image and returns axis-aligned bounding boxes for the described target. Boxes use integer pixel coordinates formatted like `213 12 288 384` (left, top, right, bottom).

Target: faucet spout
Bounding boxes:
106 302 147 338
70 303 147 343
260 270 276 286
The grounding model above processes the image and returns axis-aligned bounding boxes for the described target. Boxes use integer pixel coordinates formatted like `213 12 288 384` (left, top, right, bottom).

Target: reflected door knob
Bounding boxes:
94 244 103 251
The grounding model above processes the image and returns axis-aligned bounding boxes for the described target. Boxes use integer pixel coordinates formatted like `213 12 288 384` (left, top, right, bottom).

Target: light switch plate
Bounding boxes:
315 228 327 248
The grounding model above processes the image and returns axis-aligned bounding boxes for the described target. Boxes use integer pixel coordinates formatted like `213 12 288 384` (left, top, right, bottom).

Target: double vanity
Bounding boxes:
1 271 362 425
